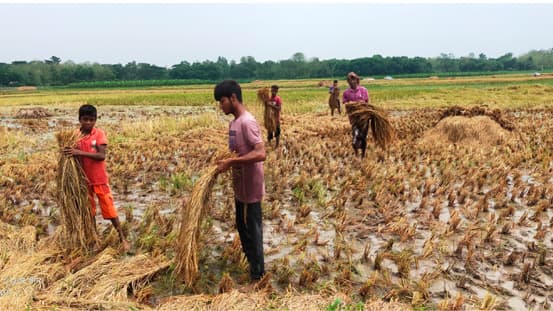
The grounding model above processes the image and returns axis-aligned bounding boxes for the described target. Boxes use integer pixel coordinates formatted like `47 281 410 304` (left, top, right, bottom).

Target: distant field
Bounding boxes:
1 73 552 110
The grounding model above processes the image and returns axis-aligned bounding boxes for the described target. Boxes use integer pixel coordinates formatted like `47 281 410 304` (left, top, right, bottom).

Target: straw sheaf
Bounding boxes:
55 130 98 253
174 150 234 286
346 102 396 150
256 88 271 104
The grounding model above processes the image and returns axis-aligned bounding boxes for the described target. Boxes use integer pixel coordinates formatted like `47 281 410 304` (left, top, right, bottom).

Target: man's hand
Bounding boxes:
216 158 233 173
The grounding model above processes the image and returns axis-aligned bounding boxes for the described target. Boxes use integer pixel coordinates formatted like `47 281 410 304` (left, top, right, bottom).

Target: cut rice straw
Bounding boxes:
44 247 170 302
347 102 396 150
55 130 98 253
174 150 233 286
0 227 66 311
32 297 149 311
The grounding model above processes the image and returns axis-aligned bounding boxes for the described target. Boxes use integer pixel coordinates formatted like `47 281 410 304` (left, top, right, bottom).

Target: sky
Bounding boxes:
1 3 553 67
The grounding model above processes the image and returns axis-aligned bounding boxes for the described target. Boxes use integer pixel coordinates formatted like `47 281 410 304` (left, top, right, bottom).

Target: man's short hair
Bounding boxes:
79 104 97 119
214 80 242 103
271 85 279 90
333 80 338 84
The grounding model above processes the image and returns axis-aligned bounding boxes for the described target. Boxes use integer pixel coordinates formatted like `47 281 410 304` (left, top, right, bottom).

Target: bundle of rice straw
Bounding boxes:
174 151 233 286
256 88 278 133
55 130 98 253
346 102 396 150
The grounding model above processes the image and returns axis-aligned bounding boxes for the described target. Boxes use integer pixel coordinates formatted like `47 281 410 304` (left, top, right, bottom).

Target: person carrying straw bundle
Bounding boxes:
256 85 281 148
63 104 130 252
328 80 341 116
268 85 282 148
215 80 267 282
343 72 395 157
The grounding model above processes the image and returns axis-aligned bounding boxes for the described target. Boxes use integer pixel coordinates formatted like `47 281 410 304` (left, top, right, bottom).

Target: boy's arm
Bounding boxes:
64 144 106 161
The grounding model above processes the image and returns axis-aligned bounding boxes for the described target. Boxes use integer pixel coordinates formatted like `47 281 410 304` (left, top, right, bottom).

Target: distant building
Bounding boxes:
384 76 393 80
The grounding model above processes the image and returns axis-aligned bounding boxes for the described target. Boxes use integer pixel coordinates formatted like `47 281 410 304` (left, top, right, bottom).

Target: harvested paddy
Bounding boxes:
1 76 553 310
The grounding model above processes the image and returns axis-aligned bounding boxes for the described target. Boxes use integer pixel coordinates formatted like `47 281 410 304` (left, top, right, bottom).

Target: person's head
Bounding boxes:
78 104 97 132
347 72 360 89
333 80 338 86
214 80 242 115
271 85 279 97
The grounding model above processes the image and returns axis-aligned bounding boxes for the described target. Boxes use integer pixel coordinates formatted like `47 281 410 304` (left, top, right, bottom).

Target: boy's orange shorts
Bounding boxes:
88 184 118 219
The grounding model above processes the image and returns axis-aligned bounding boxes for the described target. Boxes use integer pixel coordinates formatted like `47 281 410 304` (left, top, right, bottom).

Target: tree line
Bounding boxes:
1 49 552 87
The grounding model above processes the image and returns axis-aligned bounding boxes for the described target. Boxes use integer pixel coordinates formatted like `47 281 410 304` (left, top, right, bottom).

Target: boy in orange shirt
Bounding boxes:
64 104 130 252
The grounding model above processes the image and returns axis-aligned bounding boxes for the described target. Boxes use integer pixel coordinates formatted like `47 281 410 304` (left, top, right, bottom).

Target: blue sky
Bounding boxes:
1 3 552 66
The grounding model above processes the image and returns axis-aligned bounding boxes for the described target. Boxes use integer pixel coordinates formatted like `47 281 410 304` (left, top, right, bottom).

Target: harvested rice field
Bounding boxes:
1 74 553 310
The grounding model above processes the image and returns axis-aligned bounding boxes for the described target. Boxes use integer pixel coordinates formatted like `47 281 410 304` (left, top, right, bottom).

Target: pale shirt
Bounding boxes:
228 111 265 203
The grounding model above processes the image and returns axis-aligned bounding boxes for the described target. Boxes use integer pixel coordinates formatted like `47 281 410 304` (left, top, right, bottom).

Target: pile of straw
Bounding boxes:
0 224 66 310
174 151 232 285
44 247 170 302
256 88 278 133
157 290 269 311
15 107 52 119
55 130 98 253
0 221 36 253
419 115 517 147
439 105 516 131
32 298 146 311
157 290 411 311
345 102 396 150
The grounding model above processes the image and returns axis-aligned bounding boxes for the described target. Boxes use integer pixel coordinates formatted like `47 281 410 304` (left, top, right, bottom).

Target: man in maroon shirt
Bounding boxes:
215 80 267 281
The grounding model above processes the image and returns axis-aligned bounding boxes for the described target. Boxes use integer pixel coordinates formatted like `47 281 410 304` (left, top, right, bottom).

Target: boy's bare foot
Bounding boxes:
120 239 131 253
